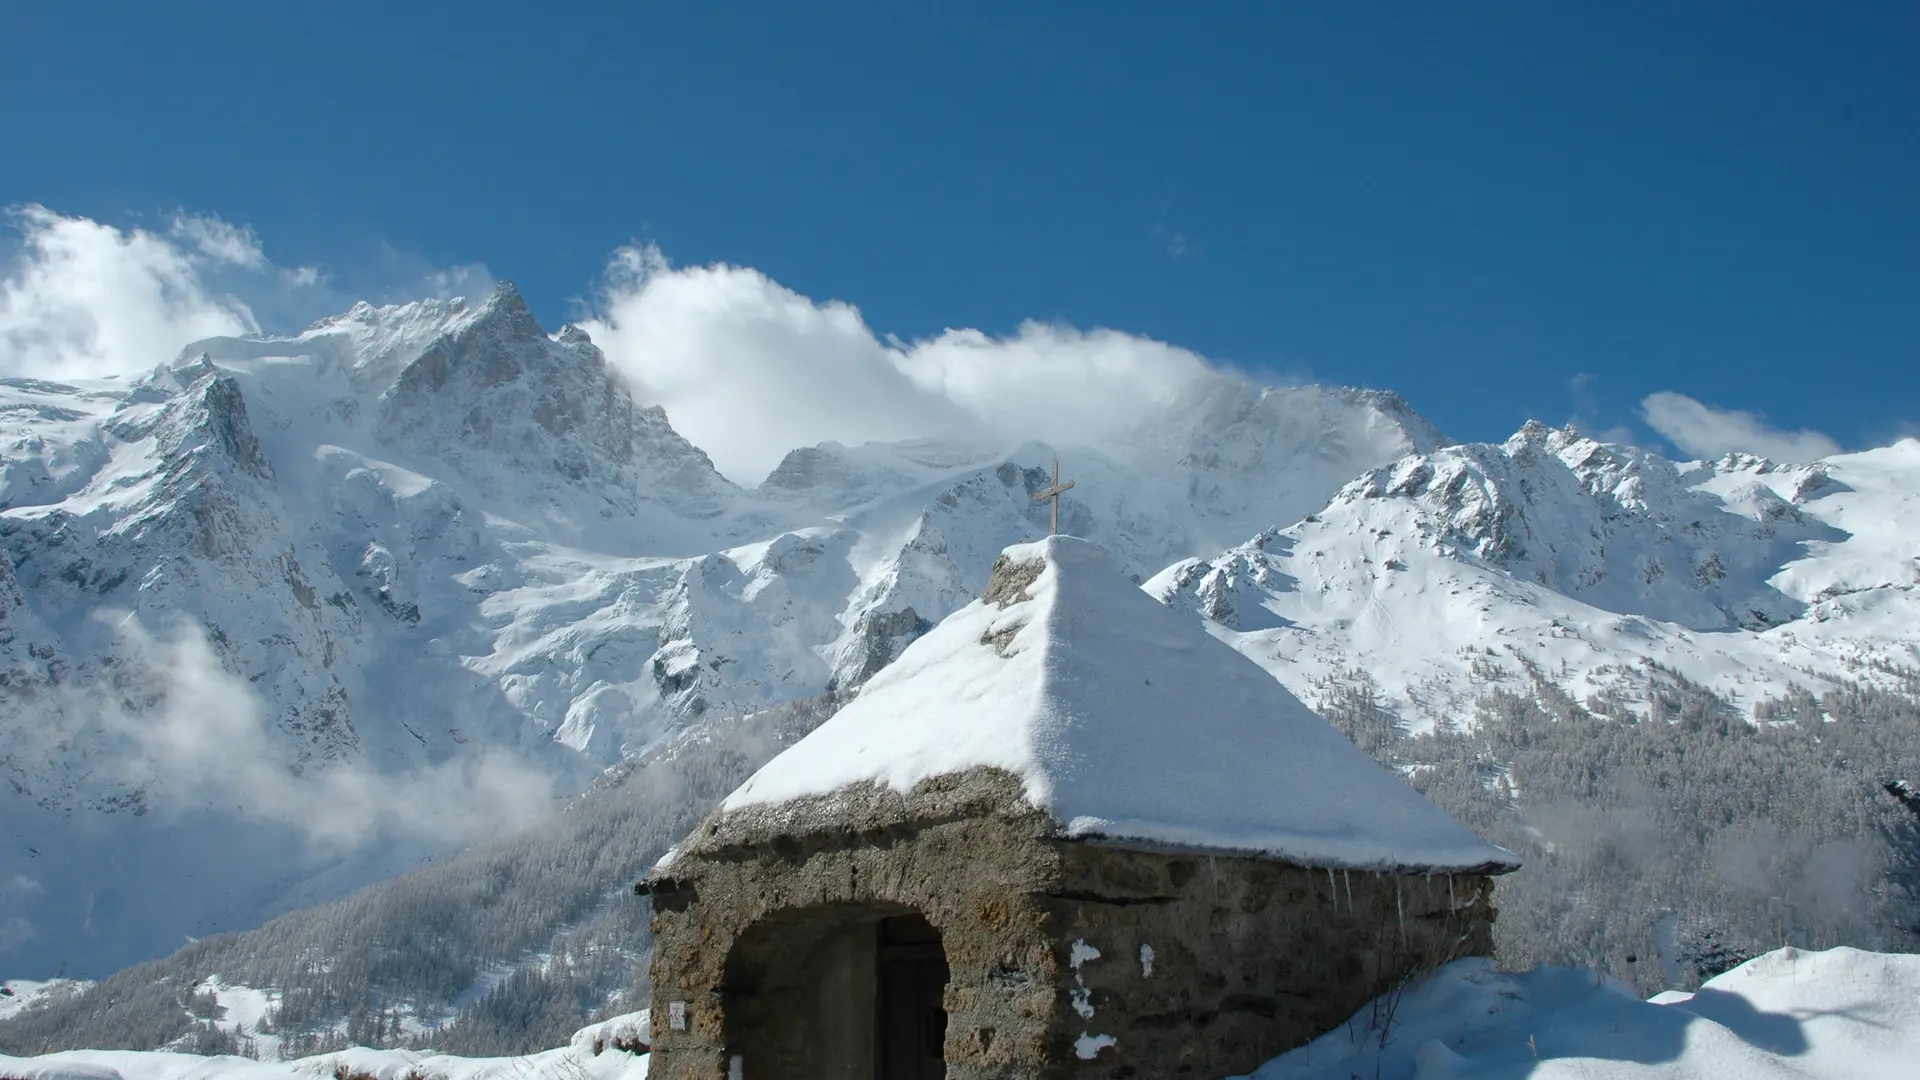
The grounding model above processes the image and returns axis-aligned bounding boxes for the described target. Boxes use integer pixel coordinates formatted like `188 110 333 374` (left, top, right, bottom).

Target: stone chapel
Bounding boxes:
640 536 1517 1079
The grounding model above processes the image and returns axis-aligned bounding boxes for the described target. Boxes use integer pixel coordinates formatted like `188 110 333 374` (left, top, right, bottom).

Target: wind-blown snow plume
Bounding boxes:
1641 390 1842 462
580 244 1219 483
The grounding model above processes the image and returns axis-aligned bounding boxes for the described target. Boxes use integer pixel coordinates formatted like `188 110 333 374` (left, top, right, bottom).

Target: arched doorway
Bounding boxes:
721 904 949 1080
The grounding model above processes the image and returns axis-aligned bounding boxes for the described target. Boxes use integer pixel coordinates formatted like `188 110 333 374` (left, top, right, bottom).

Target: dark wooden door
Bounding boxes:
878 917 948 1080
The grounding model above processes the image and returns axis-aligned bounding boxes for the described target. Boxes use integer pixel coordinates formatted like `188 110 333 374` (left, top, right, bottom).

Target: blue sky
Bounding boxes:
2 2 1913 468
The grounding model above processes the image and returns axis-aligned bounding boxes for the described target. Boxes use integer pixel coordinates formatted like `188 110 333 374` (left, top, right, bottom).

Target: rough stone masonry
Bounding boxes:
643 766 1499 1080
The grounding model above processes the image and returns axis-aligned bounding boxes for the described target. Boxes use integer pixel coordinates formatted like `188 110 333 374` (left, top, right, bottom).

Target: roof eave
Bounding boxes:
1067 831 1522 877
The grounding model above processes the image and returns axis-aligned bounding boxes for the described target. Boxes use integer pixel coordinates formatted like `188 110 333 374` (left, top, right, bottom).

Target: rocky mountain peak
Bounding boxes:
106 357 276 483
369 287 734 519
760 443 850 492
468 280 540 334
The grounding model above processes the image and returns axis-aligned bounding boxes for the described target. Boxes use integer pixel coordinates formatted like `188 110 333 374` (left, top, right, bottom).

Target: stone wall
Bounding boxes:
1041 841 1496 1078
645 769 1067 1080
642 766 1500 1080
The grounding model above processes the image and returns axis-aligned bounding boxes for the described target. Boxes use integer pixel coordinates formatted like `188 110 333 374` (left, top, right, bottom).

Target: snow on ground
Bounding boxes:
0 377 125 511
6 948 1914 1080
1700 440 1920 606
723 536 1516 872
0 1013 650 1080
1237 946 1920 1080
0 978 88 1021
194 978 285 1062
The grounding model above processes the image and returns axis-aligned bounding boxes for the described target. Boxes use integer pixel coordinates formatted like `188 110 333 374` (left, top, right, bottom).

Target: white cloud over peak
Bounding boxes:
1640 391 1842 463
0 206 491 382
0 205 268 381
581 244 1216 483
1 208 1215 484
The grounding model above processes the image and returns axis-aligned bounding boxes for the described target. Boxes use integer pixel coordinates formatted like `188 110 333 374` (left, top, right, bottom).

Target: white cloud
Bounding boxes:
1640 391 1842 463
168 211 269 269
3 211 1218 481
0 205 264 381
1561 372 1639 446
581 244 1217 483
92 613 556 850
0 206 489 382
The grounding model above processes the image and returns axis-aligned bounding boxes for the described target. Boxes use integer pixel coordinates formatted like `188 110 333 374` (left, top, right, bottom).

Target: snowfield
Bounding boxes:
3 948 1914 1080
0 1015 653 1080
0 979 86 1021
1240 946 1920 1080
1152 427 1920 734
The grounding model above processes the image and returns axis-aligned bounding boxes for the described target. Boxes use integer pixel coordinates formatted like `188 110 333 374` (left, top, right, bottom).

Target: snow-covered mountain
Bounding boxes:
2 282 1914 981
0 285 1443 977
1149 423 1920 732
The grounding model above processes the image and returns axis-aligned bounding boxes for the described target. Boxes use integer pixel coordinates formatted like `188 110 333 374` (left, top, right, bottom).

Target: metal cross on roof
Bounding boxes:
1032 454 1075 536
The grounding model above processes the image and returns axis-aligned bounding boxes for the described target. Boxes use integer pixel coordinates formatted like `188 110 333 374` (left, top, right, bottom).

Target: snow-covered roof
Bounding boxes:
722 535 1517 873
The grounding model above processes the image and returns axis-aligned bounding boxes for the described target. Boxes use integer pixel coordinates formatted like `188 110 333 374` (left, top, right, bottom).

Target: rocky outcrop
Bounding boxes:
828 605 931 690
377 282 737 519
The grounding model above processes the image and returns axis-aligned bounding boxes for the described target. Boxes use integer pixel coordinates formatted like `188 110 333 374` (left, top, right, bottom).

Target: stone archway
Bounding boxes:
721 902 950 1080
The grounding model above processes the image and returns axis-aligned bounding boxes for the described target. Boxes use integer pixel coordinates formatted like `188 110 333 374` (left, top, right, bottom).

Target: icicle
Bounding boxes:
1343 869 1353 910
1327 867 1337 910
1396 880 1405 938
1448 874 1457 910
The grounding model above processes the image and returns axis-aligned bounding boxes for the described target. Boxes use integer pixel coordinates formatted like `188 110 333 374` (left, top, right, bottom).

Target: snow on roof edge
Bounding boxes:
1065 823 1520 876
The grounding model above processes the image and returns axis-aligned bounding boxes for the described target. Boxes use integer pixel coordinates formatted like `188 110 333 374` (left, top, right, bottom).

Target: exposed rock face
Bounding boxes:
376 282 737 519
644 767 1498 1080
980 550 1047 609
828 605 932 690
760 445 846 492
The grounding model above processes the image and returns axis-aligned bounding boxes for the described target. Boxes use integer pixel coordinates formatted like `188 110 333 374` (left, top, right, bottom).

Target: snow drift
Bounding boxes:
4 947 1915 1080
1239 945 1920 1080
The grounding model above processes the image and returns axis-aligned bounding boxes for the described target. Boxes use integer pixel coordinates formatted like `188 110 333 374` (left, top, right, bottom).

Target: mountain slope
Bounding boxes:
0 290 1442 978
0 692 844 1057
3 400 1916 1048
5 283 1913 996
1150 425 1920 732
